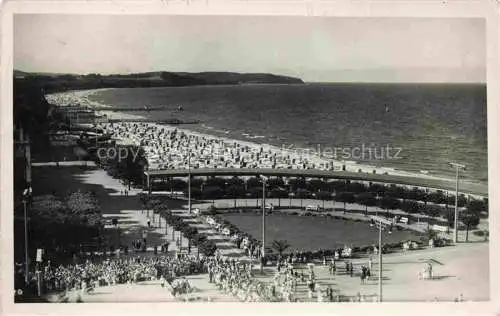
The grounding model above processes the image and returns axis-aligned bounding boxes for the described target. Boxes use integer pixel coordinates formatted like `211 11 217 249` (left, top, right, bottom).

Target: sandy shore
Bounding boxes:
45 89 483 190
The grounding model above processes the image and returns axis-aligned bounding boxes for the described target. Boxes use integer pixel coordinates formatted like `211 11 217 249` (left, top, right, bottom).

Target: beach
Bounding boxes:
45 89 482 190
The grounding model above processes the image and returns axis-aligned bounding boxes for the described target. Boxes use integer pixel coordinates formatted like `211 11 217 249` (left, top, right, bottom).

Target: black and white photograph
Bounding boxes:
2 1 497 309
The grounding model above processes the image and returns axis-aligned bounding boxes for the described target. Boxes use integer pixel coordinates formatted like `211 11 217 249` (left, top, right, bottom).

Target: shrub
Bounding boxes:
207 204 217 215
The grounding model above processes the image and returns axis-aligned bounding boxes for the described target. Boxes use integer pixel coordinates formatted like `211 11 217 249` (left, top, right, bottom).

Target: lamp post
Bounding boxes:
22 187 32 285
146 172 151 218
188 151 192 214
449 162 466 243
375 217 391 302
260 176 268 272
378 219 382 302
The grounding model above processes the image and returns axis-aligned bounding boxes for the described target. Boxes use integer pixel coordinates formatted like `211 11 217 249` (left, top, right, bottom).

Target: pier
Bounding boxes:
107 118 201 124
93 106 168 111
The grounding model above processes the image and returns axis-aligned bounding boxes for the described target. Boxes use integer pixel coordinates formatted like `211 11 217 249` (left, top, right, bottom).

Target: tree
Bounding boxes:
146 199 162 217
466 199 487 214
269 188 288 208
138 192 149 209
315 191 332 210
227 176 244 187
460 210 481 242
271 240 290 257
171 179 187 191
183 226 198 254
246 177 262 189
428 190 446 205
306 179 327 192
346 182 367 194
288 178 306 191
190 178 204 189
295 188 311 209
205 177 226 188
423 205 441 219
192 234 208 257
356 192 377 216
379 196 400 216
207 204 217 215
422 227 438 243
368 183 387 197
328 180 346 193
226 185 245 208
199 240 217 257
267 177 285 190
202 186 223 201
335 192 355 214
400 200 420 214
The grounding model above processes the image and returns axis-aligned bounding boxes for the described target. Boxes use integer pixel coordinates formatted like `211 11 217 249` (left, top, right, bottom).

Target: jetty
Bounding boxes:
93 106 167 111
107 118 201 124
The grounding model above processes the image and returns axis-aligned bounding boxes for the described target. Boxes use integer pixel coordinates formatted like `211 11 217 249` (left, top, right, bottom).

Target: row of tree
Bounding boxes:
146 176 486 228
140 197 217 257
150 176 487 211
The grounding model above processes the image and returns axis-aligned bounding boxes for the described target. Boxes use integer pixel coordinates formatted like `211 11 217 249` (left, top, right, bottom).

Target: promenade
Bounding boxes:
32 165 489 302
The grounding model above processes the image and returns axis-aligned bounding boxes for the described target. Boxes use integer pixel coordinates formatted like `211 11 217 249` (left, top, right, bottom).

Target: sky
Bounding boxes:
14 15 486 83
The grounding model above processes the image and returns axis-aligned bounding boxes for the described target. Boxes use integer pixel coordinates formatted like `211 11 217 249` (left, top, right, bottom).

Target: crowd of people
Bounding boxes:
207 255 307 302
30 254 208 297
98 122 339 171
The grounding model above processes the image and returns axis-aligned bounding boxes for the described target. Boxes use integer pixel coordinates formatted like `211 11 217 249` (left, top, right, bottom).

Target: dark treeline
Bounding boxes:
150 176 486 209
14 79 53 148
15 71 304 95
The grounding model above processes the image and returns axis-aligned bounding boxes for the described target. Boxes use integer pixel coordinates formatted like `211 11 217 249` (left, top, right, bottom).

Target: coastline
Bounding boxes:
45 88 487 194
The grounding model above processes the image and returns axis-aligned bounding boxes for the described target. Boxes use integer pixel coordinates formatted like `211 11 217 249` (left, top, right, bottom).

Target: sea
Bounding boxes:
87 83 488 184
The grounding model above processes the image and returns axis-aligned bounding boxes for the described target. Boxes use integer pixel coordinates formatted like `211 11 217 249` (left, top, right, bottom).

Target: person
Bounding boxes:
327 286 334 302
147 220 151 228
368 258 373 271
308 287 313 301
317 286 323 302
349 262 354 277
360 266 366 284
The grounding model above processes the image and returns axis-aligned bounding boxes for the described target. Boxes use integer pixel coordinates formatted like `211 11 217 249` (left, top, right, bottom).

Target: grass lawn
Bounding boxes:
220 213 422 251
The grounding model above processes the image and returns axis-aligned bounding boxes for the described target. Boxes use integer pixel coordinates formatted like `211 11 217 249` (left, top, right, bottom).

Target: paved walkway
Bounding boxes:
32 161 96 167
51 277 235 303
249 242 488 302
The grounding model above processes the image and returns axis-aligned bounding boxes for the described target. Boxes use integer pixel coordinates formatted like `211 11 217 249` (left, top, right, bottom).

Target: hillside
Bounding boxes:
14 70 304 93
